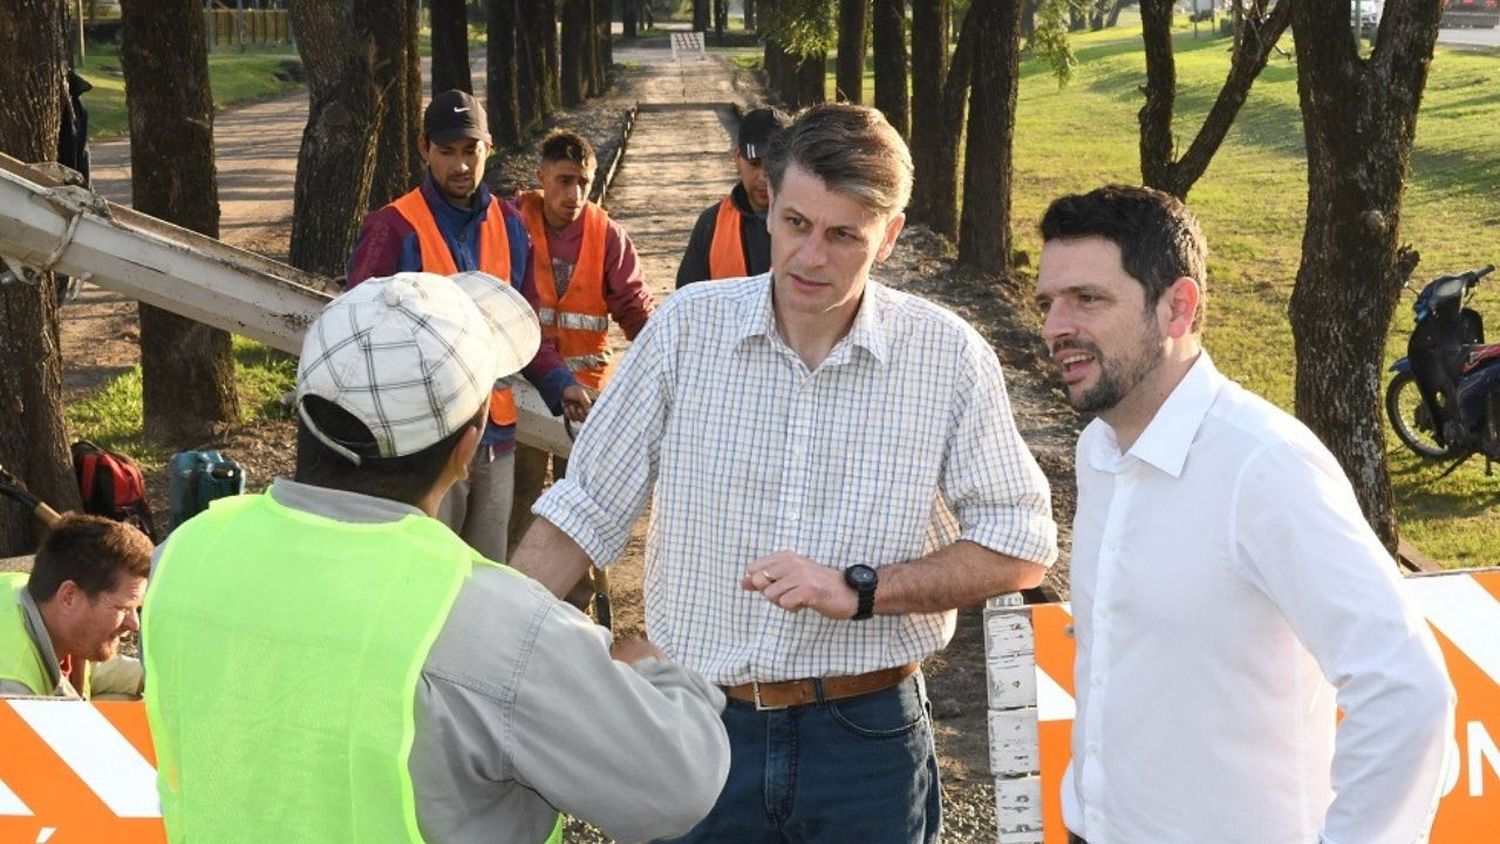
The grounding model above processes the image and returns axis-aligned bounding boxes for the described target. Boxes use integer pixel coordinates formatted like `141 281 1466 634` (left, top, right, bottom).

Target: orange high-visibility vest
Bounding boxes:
391 188 518 426
707 195 748 280
517 190 613 390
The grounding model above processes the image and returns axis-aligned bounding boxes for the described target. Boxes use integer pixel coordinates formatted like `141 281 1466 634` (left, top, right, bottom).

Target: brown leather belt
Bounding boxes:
723 663 919 710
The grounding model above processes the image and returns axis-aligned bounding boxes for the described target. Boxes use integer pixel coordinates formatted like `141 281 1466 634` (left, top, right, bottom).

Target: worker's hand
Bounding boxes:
742 551 857 620
561 384 593 423
611 637 666 665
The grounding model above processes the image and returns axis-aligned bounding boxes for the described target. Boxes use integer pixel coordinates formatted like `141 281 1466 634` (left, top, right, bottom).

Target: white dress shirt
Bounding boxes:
1064 353 1455 844
535 274 1058 684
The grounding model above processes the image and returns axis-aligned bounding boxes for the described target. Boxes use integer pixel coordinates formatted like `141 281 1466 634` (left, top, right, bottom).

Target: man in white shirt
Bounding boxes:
512 104 1058 842
1032 184 1455 844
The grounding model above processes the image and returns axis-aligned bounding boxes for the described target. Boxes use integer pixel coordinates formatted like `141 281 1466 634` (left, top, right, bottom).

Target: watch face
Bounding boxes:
846 565 877 589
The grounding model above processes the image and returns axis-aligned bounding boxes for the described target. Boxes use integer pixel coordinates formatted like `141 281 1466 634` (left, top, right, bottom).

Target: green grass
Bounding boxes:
1003 22 1500 566
78 43 303 140
789 20 1500 565
66 338 296 467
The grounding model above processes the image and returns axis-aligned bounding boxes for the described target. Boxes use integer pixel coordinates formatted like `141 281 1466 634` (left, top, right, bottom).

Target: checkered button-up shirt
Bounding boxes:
535 274 1057 684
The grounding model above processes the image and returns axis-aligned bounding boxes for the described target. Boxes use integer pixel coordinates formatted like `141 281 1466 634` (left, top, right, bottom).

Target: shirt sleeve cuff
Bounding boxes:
533 478 631 566
961 513 1059 568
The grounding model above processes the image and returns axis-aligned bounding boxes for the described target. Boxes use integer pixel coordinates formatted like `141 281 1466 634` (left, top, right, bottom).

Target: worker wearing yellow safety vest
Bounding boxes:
142 272 729 844
347 90 592 564
510 128 655 549
0 514 151 699
675 107 792 288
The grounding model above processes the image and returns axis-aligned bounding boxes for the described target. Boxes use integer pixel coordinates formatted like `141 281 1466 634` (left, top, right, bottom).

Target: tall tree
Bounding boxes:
561 0 589 106
600 0 614 79
431 0 473 94
287 0 384 278
871 0 909 138
487 0 522 148
836 0 869 103
764 0 831 107
120 0 241 445
957 0 1022 273
746 0 759 30
1288 0 1445 550
518 1 561 131
369 0 421 209
714 0 729 38
0 0 83 554
909 0 976 239
624 0 639 39
1138 0 1292 199
909 0 949 221
694 0 710 30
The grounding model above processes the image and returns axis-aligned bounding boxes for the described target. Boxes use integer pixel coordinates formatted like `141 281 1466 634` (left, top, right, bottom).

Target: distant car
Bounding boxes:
1444 0 1500 28
1351 0 1382 37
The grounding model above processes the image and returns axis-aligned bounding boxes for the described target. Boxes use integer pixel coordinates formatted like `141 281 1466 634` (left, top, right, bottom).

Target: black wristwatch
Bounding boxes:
844 564 878 621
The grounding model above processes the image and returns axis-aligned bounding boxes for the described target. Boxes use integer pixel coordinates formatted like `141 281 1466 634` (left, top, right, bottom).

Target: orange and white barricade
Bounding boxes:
984 570 1500 843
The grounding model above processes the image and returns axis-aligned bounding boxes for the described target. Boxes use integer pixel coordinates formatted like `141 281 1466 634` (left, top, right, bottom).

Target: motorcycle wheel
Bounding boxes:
1385 371 1460 460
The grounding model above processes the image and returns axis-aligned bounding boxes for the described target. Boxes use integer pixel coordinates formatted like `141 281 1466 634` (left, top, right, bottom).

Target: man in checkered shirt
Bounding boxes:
513 104 1058 842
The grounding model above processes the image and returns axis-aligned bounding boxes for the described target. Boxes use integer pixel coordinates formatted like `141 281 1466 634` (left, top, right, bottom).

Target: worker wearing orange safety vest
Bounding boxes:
675 107 791 288
510 128 654 549
348 91 590 564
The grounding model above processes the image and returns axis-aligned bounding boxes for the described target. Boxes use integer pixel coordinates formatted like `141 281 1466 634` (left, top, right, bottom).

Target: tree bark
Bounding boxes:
0 0 83 554
288 0 384 279
120 0 241 445
582 0 600 98
714 0 728 39
517 0 558 129
623 0 638 39
561 0 588 106
694 0 710 30
957 0 1021 274
369 0 419 209
405 0 423 183
746 0 758 31
600 0 613 78
1139 0 1291 200
836 0 868 103
1105 0 1128 27
915 1 975 239
909 0 948 227
431 0 472 94
487 0 522 148
872 0 909 139
1288 0 1444 551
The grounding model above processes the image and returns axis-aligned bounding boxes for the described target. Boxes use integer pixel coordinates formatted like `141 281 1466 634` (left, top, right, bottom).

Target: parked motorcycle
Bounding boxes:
1385 264 1500 473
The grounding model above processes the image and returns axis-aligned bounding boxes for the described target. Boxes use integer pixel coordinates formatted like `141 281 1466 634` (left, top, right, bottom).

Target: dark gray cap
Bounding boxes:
737 107 791 160
424 90 490 145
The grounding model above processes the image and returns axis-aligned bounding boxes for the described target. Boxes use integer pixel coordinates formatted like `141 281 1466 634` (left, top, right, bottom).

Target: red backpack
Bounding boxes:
72 440 158 542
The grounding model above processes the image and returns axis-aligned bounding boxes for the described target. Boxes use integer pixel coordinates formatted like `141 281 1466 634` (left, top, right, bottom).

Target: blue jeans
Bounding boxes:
662 673 942 843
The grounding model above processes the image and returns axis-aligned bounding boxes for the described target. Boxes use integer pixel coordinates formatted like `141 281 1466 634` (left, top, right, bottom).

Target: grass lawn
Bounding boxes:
793 20 1500 564
77 43 303 141
66 338 296 468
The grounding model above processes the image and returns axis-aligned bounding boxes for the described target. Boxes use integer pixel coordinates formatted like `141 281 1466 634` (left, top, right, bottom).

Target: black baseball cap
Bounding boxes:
737 107 791 160
424 90 490 145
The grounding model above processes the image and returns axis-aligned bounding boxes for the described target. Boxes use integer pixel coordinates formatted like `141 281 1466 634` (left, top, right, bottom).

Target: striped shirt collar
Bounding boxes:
732 272 890 367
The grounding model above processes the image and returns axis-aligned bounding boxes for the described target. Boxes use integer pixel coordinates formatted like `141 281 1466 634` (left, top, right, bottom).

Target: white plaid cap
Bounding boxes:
296 271 540 462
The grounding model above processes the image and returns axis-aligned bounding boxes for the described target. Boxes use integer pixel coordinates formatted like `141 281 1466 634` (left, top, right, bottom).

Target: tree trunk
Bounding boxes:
1139 0 1291 200
369 0 419 209
787 51 827 108
917 2 976 239
1105 0 1128 27
694 0 710 30
746 0 758 31
581 0 600 98
120 0 241 445
600 0 613 76
561 0 587 106
0 0 83 554
872 0 909 139
487 0 522 148
288 0 384 279
909 0 948 227
623 0 638 39
405 0 423 183
518 0 559 129
1288 0 1444 551
431 0 472 94
957 0 1021 274
714 0 728 39
836 0 869 103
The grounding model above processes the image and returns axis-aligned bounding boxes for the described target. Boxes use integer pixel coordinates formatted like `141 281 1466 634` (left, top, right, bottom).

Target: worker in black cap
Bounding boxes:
345 89 589 564
675 107 793 288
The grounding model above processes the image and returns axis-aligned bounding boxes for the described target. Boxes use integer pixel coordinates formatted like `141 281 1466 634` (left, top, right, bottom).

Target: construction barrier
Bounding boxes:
985 569 1500 842
2 570 1495 841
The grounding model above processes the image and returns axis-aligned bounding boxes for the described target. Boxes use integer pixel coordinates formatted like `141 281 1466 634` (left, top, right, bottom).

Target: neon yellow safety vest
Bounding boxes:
143 492 562 843
0 572 51 695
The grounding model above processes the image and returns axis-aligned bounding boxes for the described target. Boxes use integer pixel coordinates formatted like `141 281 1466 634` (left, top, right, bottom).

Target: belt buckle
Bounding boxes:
752 681 789 711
